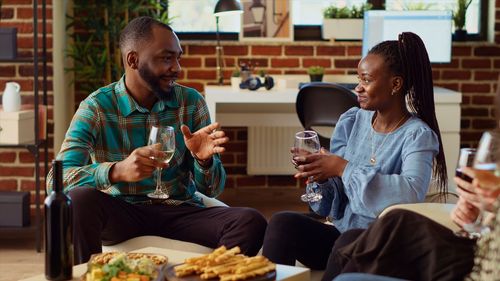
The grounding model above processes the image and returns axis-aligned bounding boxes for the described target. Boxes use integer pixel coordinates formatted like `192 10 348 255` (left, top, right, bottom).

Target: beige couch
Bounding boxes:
379 202 458 231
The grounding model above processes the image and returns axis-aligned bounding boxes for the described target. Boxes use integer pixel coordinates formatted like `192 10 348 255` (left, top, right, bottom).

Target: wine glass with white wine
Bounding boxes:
294 131 323 202
147 125 175 200
462 130 500 237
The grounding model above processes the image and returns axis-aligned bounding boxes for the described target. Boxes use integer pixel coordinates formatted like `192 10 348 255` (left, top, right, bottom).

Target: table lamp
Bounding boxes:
214 0 243 85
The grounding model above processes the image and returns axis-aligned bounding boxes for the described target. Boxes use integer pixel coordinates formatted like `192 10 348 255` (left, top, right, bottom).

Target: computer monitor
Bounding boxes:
362 10 453 63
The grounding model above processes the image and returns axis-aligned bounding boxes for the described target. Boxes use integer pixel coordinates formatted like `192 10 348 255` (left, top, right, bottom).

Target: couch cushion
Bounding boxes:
379 203 458 232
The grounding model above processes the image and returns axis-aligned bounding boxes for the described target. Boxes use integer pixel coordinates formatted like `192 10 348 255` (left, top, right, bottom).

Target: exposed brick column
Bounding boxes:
0 0 54 213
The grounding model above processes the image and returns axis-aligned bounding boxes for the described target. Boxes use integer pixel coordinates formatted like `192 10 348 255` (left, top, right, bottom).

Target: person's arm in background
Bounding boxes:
451 167 500 227
182 93 228 198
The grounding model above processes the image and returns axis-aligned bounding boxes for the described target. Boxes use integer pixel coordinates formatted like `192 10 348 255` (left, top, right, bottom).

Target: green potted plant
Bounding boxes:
307 66 324 82
65 0 171 93
322 3 372 41
0 0 18 59
231 67 241 90
453 0 472 41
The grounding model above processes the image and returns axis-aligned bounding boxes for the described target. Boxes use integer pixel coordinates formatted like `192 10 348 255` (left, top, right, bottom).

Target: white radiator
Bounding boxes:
247 126 302 175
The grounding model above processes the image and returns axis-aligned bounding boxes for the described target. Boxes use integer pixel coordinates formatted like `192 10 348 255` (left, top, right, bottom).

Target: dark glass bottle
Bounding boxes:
45 160 73 280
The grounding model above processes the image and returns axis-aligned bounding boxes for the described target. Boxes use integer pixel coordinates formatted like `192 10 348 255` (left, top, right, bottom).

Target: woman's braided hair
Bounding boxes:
368 32 448 195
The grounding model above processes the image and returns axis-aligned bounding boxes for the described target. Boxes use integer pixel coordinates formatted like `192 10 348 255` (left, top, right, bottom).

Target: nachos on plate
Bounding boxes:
84 252 168 281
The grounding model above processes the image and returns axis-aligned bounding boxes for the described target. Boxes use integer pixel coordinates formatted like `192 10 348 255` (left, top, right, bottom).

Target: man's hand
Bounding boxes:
109 145 168 183
181 122 229 161
292 148 347 183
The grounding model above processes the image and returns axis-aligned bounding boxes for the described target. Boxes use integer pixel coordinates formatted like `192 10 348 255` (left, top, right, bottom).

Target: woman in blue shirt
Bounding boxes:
262 32 448 271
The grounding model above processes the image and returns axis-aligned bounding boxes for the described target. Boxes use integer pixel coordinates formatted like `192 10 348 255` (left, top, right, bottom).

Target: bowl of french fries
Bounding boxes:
171 246 276 281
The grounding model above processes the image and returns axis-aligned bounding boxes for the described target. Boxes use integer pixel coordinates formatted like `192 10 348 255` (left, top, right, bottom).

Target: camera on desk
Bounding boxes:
239 75 274 91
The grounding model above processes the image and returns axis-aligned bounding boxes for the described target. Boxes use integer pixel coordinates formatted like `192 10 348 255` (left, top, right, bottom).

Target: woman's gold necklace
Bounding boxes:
370 114 408 165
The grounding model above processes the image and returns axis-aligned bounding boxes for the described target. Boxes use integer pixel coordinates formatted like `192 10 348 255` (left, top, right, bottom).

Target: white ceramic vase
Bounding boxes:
231 77 241 91
2 82 21 112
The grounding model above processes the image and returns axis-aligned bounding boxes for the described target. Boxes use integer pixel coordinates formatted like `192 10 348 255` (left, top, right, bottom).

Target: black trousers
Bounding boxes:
262 211 341 270
324 209 476 281
69 187 267 264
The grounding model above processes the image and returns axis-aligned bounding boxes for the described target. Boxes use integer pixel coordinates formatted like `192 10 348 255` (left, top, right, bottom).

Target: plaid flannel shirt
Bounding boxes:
46 76 226 206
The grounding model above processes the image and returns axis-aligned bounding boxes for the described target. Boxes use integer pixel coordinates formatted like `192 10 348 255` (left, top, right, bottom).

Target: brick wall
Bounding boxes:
0 0 54 213
177 39 500 189
176 1 500 189
0 1 498 211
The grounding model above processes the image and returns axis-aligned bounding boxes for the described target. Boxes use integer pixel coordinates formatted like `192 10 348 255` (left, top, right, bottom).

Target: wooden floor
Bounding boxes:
0 237 44 281
0 190 308 281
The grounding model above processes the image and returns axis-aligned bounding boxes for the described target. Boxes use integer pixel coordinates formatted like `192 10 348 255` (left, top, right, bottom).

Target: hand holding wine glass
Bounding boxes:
293 131 323 203
461 130 500 236
147 125 175 200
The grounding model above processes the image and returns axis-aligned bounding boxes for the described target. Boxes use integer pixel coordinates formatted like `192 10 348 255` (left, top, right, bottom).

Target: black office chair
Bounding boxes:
296 82 359 150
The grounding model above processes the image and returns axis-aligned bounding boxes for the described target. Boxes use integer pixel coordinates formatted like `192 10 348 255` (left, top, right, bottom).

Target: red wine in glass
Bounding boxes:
455 168 473 183
455 148 476 191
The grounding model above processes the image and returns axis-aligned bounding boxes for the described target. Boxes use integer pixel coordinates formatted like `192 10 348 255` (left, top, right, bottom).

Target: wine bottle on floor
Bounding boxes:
45 160 73 280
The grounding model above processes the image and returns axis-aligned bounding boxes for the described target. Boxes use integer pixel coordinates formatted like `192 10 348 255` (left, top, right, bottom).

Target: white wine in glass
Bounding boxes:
294 130 322 203
147 125 175 200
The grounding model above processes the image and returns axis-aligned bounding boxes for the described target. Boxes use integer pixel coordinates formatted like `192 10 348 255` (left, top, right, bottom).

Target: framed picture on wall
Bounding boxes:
239 0 293 42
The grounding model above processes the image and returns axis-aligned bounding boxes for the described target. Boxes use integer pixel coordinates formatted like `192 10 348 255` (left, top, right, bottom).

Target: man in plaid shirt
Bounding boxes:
47 16 267 264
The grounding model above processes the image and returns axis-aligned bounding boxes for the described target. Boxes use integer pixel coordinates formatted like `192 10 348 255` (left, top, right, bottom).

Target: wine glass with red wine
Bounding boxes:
455 148 476 184
454 148 476 238
294 131 323 203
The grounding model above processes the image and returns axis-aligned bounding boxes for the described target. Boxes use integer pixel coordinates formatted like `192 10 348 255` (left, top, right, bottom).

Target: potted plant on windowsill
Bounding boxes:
322 3 372 41
307 66 324 82
0 0 18 59
453 0 472 41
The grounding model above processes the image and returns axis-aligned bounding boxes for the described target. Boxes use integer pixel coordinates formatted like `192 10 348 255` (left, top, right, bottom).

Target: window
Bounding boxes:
169 0 240 33
168 0 488 41
293 0 369 25
385 0 481 34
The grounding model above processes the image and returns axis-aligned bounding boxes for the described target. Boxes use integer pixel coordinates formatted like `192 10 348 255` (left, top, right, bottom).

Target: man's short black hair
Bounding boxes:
119 16 173 52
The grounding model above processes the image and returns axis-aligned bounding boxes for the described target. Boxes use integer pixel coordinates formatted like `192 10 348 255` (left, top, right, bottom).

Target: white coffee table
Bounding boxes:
20 247 310 281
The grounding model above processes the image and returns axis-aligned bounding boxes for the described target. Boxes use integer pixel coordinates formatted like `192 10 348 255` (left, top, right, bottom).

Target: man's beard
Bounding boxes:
138 64 173 100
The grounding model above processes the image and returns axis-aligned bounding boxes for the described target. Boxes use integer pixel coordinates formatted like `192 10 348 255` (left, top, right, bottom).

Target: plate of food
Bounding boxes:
167 246 276 281
83 251 168 281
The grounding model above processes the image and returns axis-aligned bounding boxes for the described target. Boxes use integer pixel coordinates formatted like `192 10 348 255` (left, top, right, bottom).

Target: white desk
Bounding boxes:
205 85 462 191
20 247 310 281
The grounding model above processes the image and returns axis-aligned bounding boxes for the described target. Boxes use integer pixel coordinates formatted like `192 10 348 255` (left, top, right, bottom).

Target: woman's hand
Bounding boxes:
292 148 347 182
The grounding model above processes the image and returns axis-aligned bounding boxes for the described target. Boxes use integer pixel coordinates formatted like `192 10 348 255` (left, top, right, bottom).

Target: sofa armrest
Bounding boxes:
379 203 458 232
